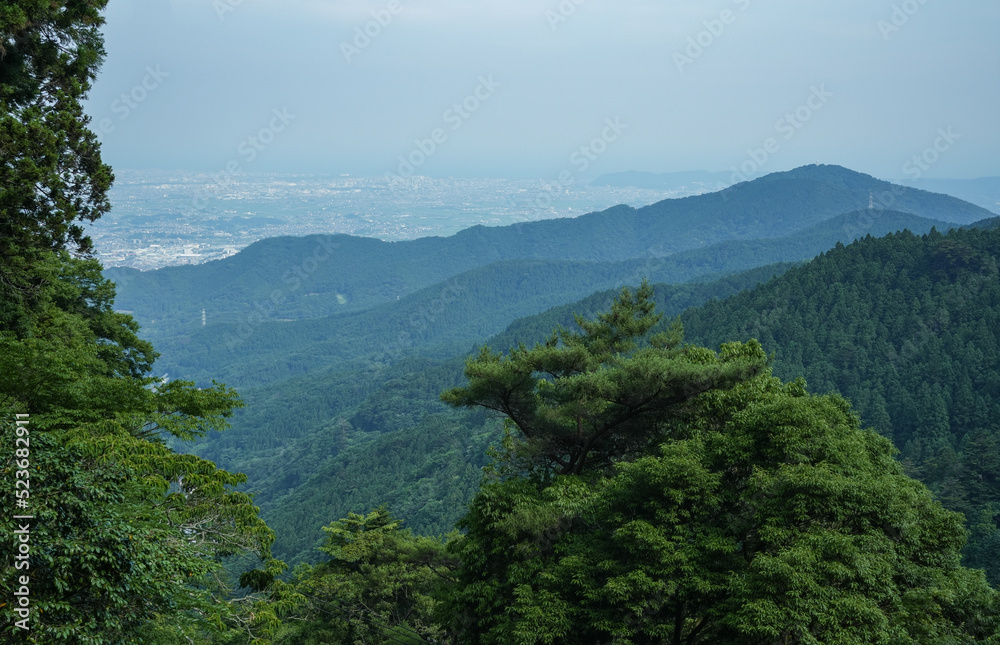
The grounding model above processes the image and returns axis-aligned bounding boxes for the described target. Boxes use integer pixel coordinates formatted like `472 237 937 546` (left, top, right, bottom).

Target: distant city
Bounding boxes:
88 170 717 270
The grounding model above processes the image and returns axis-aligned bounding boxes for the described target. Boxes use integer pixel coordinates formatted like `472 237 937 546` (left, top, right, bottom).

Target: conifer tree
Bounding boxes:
444 285 1000 644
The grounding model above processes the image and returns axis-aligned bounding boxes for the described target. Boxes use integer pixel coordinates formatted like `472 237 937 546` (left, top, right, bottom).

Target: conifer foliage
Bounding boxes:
441 281 768 478
0 0 114 329
442 285 1000 644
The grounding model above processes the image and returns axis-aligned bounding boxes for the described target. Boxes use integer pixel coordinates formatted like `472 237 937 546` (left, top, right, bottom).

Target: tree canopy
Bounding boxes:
442 284 1000 644
442 281 767 477
0 0 113 329
0 253 294 643
1 3 295 641
275 507 454 645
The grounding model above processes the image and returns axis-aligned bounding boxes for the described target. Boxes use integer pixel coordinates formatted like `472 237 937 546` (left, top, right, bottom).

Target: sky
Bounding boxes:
83 0 1000 181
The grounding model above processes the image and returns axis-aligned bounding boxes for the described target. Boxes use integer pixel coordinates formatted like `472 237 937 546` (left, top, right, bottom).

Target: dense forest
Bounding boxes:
106 173 985 347
268 284 1000 643
199 223 1000 578
682 225 1000 583
5 2 1000 643
119 209 954 388
1 4 292 642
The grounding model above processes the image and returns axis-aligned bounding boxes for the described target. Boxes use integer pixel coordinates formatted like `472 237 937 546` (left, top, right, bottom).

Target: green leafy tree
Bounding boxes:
679 226 1000 581
2 3 298 640
277 507 454 645
1 0 113 329
444 286 1000 644
0 254 294 643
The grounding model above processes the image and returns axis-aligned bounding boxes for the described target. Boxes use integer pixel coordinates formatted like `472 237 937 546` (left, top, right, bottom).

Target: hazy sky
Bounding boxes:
84 0 1000 180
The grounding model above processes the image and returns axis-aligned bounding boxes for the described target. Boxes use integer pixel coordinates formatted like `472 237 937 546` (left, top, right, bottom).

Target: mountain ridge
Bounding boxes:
108 165 991 338
146 209 954 387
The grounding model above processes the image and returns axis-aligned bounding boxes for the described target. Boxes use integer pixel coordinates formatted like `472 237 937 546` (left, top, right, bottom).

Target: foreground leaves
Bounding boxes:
444 285 1000 644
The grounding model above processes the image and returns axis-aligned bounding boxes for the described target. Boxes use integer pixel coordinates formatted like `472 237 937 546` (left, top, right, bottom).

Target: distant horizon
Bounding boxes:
104 164 1000 183
85 2 999 181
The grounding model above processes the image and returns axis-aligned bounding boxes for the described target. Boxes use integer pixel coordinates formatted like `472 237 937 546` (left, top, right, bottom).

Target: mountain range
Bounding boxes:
107 165 1000 568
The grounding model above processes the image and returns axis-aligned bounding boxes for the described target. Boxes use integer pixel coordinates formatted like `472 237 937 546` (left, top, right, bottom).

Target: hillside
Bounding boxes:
107 165 992 343
241 222 1000 577
136 209 952 388
679 224 1000 583
185 263 797 563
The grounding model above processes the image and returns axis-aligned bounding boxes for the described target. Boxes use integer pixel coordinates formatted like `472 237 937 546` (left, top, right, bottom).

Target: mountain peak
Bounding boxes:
752 164 879 186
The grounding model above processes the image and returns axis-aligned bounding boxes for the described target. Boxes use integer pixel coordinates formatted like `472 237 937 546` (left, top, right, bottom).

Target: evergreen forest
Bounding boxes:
3 2 1000 644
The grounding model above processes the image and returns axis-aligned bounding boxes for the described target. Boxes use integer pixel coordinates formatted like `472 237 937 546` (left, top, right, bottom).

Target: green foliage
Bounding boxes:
0 253 288 642
1 8 299 636
1 0 113 330
181 266 793 566
276 508 455 645
442 282 767 477
446 330 1000 643
260 410 495 568
681 225 1000 581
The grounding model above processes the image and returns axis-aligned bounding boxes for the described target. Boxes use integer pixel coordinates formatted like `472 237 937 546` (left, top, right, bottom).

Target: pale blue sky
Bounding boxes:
84 0 1000 180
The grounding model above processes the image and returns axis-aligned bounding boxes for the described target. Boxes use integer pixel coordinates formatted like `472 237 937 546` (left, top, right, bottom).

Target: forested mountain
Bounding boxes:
185 263 796 562
9 0 999 641
271 282 1000 644
127 209 951 388
207 221 1000 581
107 165 991 342
681 222 1000 582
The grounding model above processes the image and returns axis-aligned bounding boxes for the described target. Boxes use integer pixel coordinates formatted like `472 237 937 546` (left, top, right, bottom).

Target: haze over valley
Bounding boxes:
4 1 1000 642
